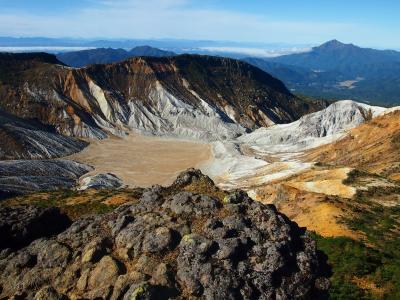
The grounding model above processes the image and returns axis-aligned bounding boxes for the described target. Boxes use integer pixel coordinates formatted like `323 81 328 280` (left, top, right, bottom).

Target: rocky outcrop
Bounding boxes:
0 109 88 160
78 173 123 190
0 170 329 299
0 160 92 198
0 53 327 141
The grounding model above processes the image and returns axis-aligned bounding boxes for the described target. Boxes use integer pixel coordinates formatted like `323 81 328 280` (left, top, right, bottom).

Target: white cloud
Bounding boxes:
0 0 374 45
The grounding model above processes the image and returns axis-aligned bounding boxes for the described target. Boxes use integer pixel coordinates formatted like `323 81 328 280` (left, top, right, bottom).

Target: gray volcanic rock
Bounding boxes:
78 173 123 190
0 109 88 160
0 170 329 299
0 160 93 198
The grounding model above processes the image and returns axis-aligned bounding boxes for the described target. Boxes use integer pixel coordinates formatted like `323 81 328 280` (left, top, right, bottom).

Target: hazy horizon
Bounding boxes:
1 36 400 58
0 0 399 49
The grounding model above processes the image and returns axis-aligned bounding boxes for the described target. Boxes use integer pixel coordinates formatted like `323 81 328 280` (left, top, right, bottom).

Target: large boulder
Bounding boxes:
0 170 329 299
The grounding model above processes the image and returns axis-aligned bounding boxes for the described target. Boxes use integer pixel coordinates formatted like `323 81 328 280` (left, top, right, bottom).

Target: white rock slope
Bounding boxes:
204 100 391 190
239 100 386 152
127 82 246 141
0 110 88 160
78 173 123 190
0 160 93 197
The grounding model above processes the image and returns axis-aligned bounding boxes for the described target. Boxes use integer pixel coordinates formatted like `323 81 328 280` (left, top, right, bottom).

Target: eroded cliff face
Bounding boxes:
0 110 88 160
0 53 327 141
0 160 93 197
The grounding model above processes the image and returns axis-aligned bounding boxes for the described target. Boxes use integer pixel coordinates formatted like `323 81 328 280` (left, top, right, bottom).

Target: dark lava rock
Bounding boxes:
173 168 215 187
0 205 71 250
0 170 329 299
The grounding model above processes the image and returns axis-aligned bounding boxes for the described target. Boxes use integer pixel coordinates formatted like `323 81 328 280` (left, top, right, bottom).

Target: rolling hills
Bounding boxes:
56 45 176 67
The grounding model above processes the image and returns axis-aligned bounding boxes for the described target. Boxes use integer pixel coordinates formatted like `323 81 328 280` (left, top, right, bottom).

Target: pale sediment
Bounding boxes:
69 132 212 187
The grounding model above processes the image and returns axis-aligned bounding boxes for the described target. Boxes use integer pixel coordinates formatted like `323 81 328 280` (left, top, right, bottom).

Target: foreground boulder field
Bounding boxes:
0 170 329 299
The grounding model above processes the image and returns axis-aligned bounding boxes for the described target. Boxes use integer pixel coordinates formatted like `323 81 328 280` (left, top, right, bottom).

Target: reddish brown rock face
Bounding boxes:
0 52 326 140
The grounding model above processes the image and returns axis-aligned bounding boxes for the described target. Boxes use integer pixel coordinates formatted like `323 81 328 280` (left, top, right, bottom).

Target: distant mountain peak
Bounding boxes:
130 45 155 51
316 39 355 50
324 39 343 45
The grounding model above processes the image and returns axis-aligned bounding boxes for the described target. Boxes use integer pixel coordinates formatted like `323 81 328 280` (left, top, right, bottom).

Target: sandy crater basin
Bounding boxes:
68 132 212 187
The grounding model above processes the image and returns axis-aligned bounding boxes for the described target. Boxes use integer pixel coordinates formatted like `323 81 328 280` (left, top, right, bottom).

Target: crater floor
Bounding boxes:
68 132 212 187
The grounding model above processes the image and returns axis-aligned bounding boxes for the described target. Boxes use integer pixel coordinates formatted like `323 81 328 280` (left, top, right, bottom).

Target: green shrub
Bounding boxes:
312 234 377 299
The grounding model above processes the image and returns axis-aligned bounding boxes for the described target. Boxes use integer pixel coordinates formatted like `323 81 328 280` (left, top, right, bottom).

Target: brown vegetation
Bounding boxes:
305 110 400 180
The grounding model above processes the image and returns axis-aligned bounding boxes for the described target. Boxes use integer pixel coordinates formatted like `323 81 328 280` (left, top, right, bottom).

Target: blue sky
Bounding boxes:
0 0 399 48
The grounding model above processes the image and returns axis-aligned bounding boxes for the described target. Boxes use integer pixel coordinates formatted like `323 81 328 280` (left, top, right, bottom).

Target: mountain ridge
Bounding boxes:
245 40 400 106
56 45 176 67
0 52 327 142
306 108 400 180
272 39 400 74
